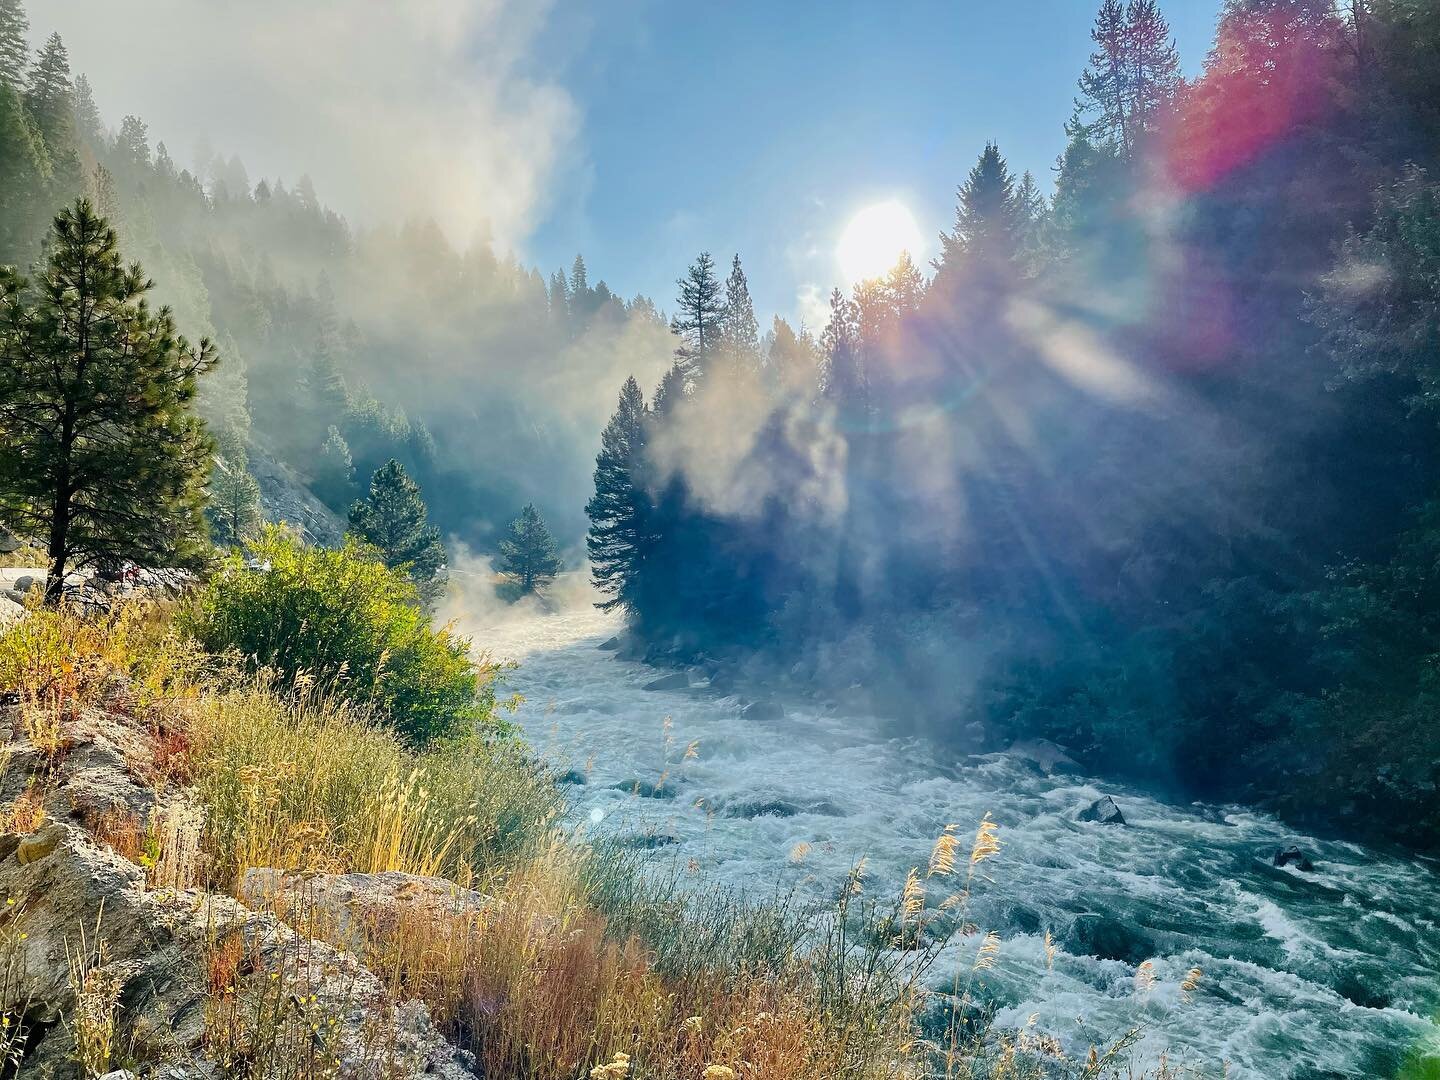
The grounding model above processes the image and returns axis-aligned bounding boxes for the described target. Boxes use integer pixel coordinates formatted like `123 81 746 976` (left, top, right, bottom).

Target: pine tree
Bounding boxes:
718 253 761 378
0 0 27 95
348 459 446 607
72 74 101 145
1077 0 1132 151
670 252 724 381
548 269 570 326
315 425 354 508
1076 0 1181 155
26 34 74 156
1125 1 1181 145
820 287 866 412
0 81 47 266
500 503 562 594
208 453 262 546
767 315 823 393
1014 170 1051 267
936 142 1021 274
586 376 651 613
0 200 216 601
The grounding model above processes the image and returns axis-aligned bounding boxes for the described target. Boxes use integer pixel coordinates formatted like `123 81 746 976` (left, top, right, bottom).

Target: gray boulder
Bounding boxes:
597 636 621 651
1077 796 1126 825
643 671 690 692
741 699 784 722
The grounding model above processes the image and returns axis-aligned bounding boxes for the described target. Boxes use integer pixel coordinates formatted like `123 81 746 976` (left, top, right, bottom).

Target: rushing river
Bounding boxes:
476 602 1440 1080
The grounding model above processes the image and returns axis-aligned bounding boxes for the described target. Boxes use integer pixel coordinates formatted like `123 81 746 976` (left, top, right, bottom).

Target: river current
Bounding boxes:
475 602 1440 1079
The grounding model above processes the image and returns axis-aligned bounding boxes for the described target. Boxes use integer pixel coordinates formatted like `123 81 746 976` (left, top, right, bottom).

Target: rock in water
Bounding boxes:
1065 912 1155 964
643 672 690 692
741 700 784 722
1077 796 1126 825
597 636 621 651
1273 845 1315 871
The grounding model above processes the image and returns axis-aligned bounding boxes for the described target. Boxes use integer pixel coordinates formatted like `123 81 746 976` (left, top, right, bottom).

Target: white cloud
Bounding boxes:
37 0 580 250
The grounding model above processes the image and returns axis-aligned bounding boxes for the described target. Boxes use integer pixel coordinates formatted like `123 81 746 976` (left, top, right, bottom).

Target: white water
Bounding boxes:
476 604 1440 1080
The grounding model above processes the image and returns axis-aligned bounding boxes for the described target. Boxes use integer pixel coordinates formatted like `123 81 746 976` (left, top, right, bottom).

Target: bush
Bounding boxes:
180 527 501 744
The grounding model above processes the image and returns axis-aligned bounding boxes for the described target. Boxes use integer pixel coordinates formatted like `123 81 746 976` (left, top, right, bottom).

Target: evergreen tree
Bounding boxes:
548 269 570 326
0 81 47 266
209 453 262 546
348 459 446 607
1076 0 1181 155
586 376 652 613
0 200 215 601
315 425 354 508
820 287 866 412
26 33 75 158
936 142 1021 274
1077 0 1132 150
1124 0 1181 145
718 253 761 377
71 74 101 146
767 315 823 393
500 503 563 594
670 252 724 381
0 0 26 94
1014 170 1051 267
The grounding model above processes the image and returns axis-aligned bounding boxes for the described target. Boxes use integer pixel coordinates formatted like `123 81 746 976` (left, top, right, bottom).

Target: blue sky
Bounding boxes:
526 0 1223 330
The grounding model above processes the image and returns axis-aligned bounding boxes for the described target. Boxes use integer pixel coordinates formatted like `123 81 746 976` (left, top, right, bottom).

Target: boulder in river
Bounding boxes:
597 636 622 651
612 779 677 799
1077 796 1126 826
741 699 784 722
1272 845 1315 871
1007 738 1080 775
1065 913 1155 964
643 672 690 692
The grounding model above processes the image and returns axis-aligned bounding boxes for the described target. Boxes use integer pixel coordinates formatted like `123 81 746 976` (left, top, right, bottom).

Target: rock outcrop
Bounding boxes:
0 824 474 1078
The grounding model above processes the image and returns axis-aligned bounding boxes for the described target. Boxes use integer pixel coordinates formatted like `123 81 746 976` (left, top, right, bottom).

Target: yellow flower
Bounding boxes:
703 1066 737 1080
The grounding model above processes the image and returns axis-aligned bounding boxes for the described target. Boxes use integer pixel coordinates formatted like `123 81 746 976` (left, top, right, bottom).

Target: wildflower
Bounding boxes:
703 1067 737 1080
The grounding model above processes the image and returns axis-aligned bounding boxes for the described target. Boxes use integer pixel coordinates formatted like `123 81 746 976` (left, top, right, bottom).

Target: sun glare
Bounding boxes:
837 200 923 284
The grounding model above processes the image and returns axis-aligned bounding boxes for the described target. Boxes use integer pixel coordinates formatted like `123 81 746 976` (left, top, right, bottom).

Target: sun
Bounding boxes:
837 200 923 284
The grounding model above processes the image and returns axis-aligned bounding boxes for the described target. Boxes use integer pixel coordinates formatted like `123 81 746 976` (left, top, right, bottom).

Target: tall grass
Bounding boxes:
184 681 562 888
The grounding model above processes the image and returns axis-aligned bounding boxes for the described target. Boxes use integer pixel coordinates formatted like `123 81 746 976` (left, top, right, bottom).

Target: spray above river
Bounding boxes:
473 599 1440 1080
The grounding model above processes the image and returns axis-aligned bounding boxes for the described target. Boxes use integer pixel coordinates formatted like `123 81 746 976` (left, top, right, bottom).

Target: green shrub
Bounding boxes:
180 526 501 744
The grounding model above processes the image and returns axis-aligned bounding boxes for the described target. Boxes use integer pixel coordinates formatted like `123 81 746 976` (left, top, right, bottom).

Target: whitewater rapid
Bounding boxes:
476 604 1440 1080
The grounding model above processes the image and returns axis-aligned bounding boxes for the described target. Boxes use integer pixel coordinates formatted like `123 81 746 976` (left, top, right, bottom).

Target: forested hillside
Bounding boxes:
587 0 1440 848
0 0 672 550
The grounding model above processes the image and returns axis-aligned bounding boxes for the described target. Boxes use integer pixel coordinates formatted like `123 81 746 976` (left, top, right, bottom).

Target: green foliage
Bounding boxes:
0 200 215 600
347 458 446 607
180 527 498 745
207 453 263 547
585 377 651 614
314 423 354 509
0 0 26 94
499 503 562 595
0 81 46 266
1310 165 1440 412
